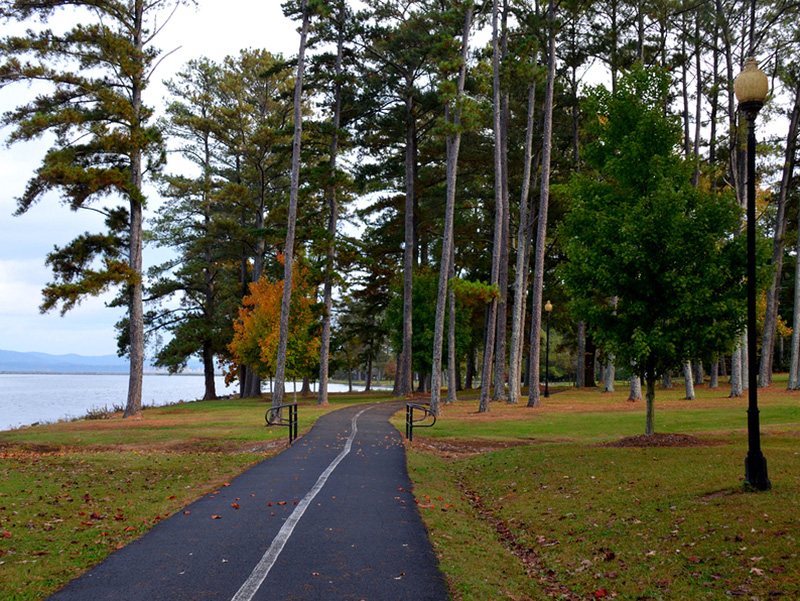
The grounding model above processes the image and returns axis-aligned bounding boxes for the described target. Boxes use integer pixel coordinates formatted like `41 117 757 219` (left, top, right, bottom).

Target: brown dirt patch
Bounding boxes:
602 433 722 448
0 438 287 456
410 436 532 457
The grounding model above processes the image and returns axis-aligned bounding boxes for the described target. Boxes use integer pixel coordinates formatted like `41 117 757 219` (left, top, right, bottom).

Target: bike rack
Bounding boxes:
405 403 436 441
265 403 298 444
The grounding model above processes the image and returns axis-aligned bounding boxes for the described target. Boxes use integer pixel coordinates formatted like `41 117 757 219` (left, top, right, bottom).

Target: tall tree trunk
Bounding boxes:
365 354 373 392
604 357 615 393
465 348 475 390
273 0 309 409
645 372 655 435
692 12 703 187
431 4 472 415
710 361 719 388
730 345 743 396
742 331 749 391
447 242 458 404
694 361 704 386
526 0 556 409
318 2 346 406
790 239 800 389
494 0 510 402
202 342 217 401
392 352 401 395
761 79 800 386
479 0 505 413
400 81 416 397
575 321 585 388
684 361 695 399
584 336 596 387
124 0 145 419
628 376 642 401
508 81 537 404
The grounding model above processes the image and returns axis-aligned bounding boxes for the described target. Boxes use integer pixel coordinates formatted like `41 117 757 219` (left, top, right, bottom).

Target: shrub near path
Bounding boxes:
0 394 378 601
405 385 800 600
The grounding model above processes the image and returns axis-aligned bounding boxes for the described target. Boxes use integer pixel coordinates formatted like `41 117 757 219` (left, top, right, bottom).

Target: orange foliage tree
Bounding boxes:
228 260 320 385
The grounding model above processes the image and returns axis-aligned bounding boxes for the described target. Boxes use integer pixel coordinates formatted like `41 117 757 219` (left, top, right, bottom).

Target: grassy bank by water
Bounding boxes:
0 393 385 601
406 384 800 600
3 383 800 601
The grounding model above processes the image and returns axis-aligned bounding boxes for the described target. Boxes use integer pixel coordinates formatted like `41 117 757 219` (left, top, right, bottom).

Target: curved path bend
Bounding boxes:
47 401 450 601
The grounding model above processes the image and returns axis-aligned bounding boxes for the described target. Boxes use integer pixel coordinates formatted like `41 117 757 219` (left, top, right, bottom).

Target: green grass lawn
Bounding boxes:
406 383 800 600
3 383 800 601
0 392 386 601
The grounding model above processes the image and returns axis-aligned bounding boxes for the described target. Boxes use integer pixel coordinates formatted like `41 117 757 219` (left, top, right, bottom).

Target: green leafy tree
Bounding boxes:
228 258 320 387
145 58 241 401
0 0 180 417
560 65 763 435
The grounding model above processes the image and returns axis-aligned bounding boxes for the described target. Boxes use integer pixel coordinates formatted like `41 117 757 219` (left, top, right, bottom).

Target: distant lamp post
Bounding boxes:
735 56 771 491
544 300 553 398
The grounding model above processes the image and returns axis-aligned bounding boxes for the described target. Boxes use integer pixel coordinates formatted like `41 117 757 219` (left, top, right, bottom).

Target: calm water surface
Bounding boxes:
0 374 366 431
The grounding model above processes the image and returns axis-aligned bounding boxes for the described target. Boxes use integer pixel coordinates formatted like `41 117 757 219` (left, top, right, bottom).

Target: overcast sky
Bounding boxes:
0 1 302 356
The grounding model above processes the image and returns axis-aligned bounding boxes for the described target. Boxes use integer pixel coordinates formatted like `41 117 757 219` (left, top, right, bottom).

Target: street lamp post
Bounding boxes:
735 56 771 491
544 300 553 398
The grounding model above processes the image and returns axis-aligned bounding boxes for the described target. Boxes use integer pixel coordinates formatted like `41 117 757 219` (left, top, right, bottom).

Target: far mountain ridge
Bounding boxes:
0 350 203 374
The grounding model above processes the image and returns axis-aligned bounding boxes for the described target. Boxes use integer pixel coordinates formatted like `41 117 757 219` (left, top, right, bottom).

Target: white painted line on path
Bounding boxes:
230 406 371 601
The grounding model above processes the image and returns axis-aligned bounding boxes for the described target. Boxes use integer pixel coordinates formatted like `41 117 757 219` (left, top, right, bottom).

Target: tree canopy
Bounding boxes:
560 65 766 434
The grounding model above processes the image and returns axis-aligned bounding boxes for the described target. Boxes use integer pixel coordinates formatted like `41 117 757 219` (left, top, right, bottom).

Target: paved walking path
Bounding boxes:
46 401 450 601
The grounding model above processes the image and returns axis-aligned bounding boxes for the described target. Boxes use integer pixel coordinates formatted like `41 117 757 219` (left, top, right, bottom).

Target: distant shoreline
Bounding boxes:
0 371 215 376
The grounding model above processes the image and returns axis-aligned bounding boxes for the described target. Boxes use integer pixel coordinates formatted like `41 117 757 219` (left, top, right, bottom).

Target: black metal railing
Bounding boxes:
405 403 436 441
265 403 298 444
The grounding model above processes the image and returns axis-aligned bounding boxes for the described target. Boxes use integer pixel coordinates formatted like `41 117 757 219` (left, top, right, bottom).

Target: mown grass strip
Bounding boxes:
406 384 800 600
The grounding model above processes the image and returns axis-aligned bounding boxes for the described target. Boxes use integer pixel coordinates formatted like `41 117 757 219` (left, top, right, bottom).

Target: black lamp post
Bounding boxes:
544 300 553 398
735 56 771 491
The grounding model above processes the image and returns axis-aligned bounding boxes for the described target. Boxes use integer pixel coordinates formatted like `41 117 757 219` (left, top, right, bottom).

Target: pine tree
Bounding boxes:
0 0 177 417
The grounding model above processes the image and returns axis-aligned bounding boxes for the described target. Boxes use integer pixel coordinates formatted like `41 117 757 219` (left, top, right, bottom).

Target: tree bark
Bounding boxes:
603 357 615 393
365 353 373 392
431 4 472 415
693 361 704 386
123 0 145 419
628 376 642 401
645 374 655 435
273 0 309 409
494 1 510 402
465 348 475 390
730 345 743 397
508 81 537 404
400 81 416 397
790 244 800 387
479 0 505 413
447 243 458 404
202 342 217 401
318 1 346 406
575 321 585 388
526 0 556 409
761 79 800 386
683 361 695 400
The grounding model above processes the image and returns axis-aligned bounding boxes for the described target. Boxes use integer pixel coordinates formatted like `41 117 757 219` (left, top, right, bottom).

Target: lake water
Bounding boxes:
0 374 376 431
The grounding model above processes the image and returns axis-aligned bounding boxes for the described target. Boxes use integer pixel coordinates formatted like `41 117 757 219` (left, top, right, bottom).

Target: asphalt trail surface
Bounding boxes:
46 401 450 601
